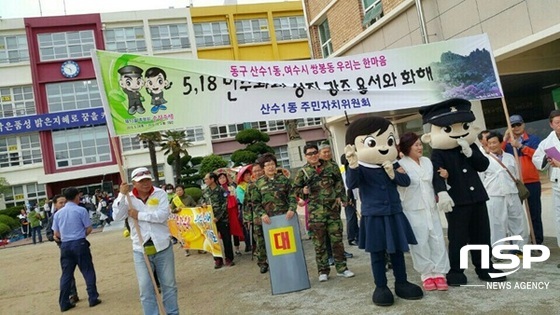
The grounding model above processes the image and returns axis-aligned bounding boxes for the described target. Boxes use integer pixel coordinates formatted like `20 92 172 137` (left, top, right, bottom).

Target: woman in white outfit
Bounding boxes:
480 131 528 250
398 132 450 291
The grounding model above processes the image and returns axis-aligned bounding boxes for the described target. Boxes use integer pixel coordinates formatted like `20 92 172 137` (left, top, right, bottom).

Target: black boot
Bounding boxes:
372 286 394 306
394 281 423 300
446 271 467 286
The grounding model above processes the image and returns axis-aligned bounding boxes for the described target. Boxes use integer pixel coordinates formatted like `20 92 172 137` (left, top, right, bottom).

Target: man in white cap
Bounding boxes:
113 167 179 315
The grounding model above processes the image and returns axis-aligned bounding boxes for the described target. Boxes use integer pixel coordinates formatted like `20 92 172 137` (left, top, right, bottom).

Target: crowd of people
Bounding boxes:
39 106 560 312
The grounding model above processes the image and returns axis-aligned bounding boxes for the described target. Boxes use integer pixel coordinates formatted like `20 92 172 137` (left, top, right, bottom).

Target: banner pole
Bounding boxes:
110 136 167 315
500 97 536 245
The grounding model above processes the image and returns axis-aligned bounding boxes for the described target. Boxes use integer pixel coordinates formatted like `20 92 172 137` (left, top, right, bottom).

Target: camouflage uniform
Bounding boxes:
200 185 234 262
252 173 296 267
293 159 348 275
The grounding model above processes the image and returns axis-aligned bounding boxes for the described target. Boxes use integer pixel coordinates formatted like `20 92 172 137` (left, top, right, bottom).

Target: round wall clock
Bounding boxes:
60 60 80 78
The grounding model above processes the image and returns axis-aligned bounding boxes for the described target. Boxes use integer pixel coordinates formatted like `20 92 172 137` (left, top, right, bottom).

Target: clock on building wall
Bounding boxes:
60 60 80 78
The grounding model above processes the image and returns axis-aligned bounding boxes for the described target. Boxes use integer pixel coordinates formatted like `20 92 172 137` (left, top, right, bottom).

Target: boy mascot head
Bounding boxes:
344 116 398 166
419 98 479 150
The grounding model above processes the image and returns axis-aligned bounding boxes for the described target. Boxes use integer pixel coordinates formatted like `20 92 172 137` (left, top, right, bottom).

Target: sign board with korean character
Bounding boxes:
92 34 503 136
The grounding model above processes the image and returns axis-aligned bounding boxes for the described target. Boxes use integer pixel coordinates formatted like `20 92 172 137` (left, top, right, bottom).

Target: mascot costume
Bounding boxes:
345 116 423 306
419 98 506 285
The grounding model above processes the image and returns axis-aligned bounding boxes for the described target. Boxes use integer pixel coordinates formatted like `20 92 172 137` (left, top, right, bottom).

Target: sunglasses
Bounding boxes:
305 151 319 156
511 123 523 127
133 170 151 178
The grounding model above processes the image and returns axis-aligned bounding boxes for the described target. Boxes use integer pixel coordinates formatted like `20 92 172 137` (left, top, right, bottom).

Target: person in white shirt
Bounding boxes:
480 131 528 249
112 167 179 315
397 132 450 291
533 110 560 247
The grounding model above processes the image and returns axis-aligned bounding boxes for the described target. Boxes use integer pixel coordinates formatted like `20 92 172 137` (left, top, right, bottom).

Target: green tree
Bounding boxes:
167 155 204 188
199 154 228 176
137 132 162 183
231 129 274 166
161 130 190 186
0 177 10 195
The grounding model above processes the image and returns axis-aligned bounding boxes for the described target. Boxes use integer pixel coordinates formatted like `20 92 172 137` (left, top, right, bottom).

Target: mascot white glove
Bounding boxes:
457 138 472 158
382 161 395 180
437 191 454 213
344 145 359 169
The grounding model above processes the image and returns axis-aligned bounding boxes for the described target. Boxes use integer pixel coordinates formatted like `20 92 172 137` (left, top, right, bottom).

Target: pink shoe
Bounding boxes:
434 277 448 291
423 278 437 291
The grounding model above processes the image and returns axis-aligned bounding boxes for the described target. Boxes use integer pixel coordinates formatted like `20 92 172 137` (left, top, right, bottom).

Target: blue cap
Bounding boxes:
510 115 524 125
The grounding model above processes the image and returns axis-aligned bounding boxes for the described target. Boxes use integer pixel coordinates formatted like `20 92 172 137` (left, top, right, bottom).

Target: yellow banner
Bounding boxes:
168 206 223 257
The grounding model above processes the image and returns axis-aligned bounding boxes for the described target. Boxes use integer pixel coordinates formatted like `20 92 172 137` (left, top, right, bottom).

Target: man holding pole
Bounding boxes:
113 167 179 315
503 114 543 245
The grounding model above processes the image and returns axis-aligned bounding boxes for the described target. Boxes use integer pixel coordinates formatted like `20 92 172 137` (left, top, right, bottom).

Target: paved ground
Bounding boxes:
1 220 560 315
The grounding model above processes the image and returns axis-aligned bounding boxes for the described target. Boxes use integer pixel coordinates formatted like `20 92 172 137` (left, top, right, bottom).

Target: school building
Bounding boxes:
302 0 560 236
0 1 327 209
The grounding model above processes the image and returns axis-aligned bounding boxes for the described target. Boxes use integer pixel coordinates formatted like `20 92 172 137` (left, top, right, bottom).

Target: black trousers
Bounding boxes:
445 202 492 273
215 222 234 262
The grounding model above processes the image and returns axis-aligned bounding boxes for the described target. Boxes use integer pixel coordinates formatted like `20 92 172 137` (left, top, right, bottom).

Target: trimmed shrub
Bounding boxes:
0 222 11 238
184 187 202 203
0 214 19 229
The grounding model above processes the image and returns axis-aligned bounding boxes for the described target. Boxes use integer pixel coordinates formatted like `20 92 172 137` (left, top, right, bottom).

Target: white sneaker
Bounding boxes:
318 274 328 282
337 269 355 278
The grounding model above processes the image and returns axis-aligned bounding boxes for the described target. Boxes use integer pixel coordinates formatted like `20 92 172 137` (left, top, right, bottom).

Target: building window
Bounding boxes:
121 134 149 152
46 80 102 113
52 126 111 168
0 35 29 64
37 30 95 61
0 133 42 168
274 145 290 169
150 23 191 52
235 19 270 44
297 117 322 127
193 22 230 48
210 123 245 139
185 126 204 142
4 183 46 208
362 0 383 26
210 121 286 140
273 16 307 41
249 120 285 132
104 27 146 53
0 86 35 118
318 20 333 58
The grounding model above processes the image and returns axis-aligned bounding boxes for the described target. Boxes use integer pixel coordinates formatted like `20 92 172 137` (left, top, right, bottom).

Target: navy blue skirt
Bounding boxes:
358 212 417 254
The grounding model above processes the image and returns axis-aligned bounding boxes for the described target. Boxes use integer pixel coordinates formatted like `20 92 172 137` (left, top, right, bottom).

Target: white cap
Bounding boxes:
131 167 153 182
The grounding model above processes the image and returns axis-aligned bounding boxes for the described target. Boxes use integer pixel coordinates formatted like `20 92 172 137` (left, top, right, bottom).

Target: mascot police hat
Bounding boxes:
419 98 474 126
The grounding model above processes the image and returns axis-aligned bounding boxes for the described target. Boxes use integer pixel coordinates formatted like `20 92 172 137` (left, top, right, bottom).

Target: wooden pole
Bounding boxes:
500 97 537 245
111 137 166 315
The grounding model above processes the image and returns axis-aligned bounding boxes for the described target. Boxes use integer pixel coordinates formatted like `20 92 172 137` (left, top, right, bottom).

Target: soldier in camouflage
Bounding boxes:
293 144 355 282
200 172 234 269
252 153 297 274
243 163 264 259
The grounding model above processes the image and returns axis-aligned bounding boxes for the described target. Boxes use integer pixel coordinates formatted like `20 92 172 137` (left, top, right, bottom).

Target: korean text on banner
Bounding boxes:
92 34 502 136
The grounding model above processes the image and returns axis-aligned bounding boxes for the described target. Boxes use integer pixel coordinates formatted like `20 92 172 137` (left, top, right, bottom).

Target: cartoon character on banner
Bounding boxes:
118 65 146 116
144 67 173 114
344 116 423 306
419 98 506 285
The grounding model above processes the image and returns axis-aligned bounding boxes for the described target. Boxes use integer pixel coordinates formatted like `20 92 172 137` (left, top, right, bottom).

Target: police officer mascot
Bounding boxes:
419 98 506 285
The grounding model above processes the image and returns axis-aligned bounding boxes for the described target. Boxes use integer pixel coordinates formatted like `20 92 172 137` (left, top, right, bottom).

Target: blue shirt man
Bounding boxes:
53 187 101 312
